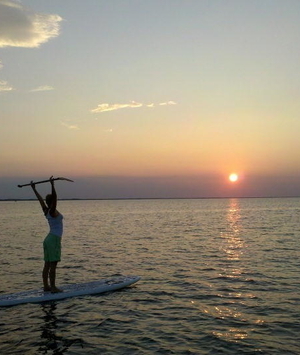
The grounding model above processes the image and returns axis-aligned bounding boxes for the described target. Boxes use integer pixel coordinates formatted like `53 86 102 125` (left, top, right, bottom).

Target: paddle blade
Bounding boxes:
57 177 74 182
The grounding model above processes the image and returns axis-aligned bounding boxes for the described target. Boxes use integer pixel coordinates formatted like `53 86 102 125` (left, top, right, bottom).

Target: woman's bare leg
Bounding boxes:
43 262 51 291
49 261 62 293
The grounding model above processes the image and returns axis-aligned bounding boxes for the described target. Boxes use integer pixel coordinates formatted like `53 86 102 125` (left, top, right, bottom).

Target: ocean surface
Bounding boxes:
0 198 299 355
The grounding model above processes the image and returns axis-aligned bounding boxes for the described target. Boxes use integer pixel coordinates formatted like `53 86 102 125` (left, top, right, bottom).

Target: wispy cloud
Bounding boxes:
159 101 177 106
91 100 177 114
61 121 80 130
0 0 63 48
0 60 13 91
0 80 14 92
30 85 54 92
91 101 143 113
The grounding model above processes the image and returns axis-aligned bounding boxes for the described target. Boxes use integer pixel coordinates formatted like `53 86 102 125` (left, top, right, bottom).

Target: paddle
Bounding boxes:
18 177 74 188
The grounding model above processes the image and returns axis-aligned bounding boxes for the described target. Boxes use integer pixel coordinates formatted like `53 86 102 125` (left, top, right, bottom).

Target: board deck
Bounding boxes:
0 275 140 307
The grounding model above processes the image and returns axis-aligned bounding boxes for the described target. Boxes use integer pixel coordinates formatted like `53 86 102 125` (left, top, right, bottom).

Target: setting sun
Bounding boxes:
229 173 239 182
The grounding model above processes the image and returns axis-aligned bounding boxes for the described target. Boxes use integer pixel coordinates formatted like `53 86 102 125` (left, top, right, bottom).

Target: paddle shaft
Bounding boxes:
18 177 73 188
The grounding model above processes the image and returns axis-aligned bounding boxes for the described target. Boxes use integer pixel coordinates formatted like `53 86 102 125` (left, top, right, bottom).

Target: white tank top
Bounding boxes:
45 211 63 237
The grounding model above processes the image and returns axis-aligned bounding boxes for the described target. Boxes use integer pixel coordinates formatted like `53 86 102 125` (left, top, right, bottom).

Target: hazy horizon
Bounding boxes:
1 173 300 200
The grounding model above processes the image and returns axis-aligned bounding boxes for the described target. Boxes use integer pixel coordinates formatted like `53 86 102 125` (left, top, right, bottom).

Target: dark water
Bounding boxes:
0 198 299 354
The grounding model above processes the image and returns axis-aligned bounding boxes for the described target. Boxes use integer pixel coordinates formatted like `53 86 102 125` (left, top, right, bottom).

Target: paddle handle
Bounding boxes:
18 177 74 188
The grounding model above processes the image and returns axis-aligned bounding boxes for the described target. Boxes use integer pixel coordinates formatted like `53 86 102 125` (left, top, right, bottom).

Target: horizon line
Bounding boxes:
1 196 300 202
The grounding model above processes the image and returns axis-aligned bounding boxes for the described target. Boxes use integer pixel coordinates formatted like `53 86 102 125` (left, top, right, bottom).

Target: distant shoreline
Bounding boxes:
1 196 300 202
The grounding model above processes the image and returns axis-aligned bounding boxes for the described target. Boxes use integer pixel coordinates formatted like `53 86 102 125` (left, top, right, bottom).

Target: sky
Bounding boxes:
1 0 300 199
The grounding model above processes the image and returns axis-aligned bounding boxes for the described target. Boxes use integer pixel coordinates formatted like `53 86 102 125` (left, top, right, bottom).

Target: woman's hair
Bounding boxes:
45 194 53 208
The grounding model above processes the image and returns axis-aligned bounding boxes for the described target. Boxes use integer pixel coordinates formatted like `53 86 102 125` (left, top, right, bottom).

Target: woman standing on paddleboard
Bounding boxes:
31 177 63 293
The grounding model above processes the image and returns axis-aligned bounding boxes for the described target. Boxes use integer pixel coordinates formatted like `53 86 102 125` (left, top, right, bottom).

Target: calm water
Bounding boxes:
0 198 299 354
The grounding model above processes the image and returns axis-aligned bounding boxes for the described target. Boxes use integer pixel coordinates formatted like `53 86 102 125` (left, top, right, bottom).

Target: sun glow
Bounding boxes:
229 173 239 182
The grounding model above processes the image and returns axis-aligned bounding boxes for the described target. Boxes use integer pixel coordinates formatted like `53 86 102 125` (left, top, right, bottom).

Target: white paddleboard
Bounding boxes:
0 275 140 307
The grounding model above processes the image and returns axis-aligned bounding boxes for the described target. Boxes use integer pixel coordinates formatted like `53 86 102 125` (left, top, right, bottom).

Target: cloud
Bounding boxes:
91 100 177 114
0 80 14 92
0 61 14 92
61 121 79 130
91 101 143 113
159 101 177 106
30 85 54 92
0 0 63 48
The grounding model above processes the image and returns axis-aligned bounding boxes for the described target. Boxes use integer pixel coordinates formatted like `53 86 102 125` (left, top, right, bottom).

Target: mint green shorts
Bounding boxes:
43 233 61 262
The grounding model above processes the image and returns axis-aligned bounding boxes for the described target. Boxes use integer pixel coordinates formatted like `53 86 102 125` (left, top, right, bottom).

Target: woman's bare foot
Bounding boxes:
44 286 51 292
51 287 63 293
